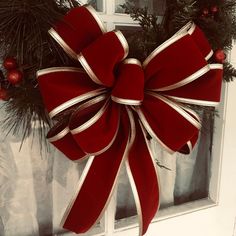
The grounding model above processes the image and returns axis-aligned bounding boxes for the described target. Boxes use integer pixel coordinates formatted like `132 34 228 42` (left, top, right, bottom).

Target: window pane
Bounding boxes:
87 0 104 12
115 166 137 220
0 126 103 236
115 25 141 38
115 0 165 15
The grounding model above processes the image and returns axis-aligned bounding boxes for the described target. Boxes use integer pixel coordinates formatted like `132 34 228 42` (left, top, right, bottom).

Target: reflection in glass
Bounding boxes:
115 25 141 38
115 166 136 220
115 0 165 15
87 0 103 12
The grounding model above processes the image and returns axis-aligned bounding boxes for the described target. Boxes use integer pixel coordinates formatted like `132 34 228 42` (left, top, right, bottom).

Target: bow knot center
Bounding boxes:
111 58 145 106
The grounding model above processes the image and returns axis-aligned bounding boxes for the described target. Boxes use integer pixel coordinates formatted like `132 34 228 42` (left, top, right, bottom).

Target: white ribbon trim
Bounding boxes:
70 97 121 157
49 28 78 60
175 104 197 153
125 159 143 236
126 108 161 236
186 23 213 61
60 111 130 231
37 67 86 77
49 5 106 60
143 22 196 68
78 53 104 86
205 50 214 61
135 107 175 154
178 104 201 123
139 122 161 215
37 66 106 118
48 88 106 118
85 4 107 34
187 23 196 35
123 58 142 66
135 92 202 154
143 22 215 70
111 95 142 106
70 96 109 134
114 30 129 60
85 121 120 157
187 141 193 153
143 31 188 68
125 108 143 236
153 64 210 92
158 63 223 106
165 95 220 107
86 128 130 232
210 63 224 70
47 127 70 142
148 93 201 129
78 30 129 87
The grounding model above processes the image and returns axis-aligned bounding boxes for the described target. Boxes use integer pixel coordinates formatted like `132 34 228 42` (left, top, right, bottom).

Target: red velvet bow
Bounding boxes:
37 5 223 236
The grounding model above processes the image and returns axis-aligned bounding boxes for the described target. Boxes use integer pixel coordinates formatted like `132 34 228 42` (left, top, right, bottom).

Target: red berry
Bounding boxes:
0 88 8 100
3 57 18 70
202 8 209 16
214 49 226 63
7 69 23 85
210 5 218 14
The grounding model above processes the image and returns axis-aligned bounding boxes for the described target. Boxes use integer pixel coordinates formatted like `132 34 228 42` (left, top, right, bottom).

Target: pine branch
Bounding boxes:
121 4 166 61
163 0 198 36
223 62 236 82
0 0 80 144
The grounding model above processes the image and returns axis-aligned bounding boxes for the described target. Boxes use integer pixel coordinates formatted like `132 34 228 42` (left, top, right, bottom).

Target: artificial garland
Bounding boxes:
0 0 235 235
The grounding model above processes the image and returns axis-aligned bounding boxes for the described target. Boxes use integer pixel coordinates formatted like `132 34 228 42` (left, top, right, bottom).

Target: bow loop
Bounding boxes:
163 64 223 106
49 5 105 59
37 68 104 118
136 93 201 153
78 30 129 87
189 24 213 60
144 33 209 91
112 58 144 105
69 97 120 155
47 118 87 161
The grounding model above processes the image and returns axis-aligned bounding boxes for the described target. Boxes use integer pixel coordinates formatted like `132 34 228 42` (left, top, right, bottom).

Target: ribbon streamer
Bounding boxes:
37 5 223 235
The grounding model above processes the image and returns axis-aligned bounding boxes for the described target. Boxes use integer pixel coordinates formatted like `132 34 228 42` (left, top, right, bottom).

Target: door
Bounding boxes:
0 1 236 236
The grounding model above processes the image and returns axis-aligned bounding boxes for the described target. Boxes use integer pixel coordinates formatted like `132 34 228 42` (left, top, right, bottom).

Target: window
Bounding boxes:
1 1 236 236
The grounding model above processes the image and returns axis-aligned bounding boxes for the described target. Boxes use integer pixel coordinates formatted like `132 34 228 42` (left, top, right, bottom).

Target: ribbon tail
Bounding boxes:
61 107 130 234
126 109 160 236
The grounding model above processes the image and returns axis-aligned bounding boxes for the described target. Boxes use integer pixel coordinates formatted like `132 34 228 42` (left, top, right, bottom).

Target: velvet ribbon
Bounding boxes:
37 5 223 236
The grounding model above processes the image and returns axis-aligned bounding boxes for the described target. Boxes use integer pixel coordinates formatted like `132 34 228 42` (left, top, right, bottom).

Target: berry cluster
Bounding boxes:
0 57 24 100
201 5 219 18
214 49 226 64
3 57 23 85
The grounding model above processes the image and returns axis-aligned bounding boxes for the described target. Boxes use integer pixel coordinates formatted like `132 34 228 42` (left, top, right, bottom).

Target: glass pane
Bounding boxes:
115 166 136 220
115 25 141 38
0 117 103 236
87 0 103 12
115 0 165 15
